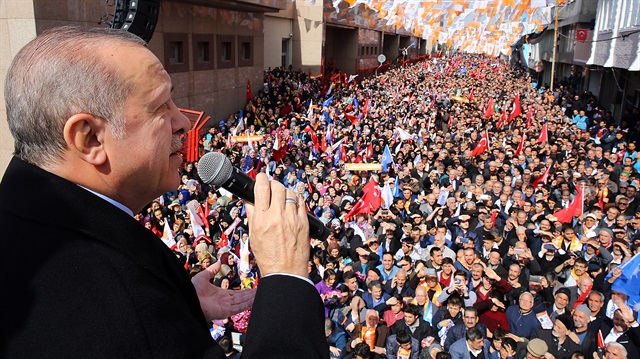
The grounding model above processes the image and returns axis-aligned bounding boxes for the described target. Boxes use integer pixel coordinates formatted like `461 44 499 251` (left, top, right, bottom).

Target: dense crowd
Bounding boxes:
142 53 640 359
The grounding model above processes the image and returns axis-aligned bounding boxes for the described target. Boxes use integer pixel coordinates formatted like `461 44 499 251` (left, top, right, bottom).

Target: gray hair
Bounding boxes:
5 26 146 166
606 342 627 358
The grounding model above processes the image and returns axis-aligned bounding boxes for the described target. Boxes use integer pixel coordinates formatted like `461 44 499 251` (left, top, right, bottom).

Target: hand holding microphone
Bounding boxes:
197 152 331 241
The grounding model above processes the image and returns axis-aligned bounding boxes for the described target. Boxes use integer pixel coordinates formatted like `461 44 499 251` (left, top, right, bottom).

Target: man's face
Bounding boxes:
464 311 478 329
573 310 590 329
468 338 484 351
471 266 483 280
370 285 382 301
552 319 569 338
347 277 358 291
508 265 521 280
555 293 569 310
108 45 191 211
396 272 407 287
382 254 394 270
366 314 378 327
574 262 587 276
519 294 534 312
404 312 417 326
605 345 626 359
464 249 476 264
588 293 604 312
612 311 629 332
431 250 443 265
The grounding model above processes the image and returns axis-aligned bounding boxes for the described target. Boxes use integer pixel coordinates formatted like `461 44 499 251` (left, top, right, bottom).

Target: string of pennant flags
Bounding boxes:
327 0 554 57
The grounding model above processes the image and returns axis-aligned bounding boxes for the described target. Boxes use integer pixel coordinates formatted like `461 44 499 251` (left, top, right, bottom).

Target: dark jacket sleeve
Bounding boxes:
243 275 329 359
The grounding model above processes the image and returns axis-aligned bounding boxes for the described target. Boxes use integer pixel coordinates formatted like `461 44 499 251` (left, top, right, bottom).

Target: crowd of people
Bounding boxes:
149 52 640 359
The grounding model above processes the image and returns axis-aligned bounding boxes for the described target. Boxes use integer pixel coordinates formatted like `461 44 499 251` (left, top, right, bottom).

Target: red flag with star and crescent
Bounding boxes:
508 94 522 123
537 123 549 144
483 98 494 119
472 131 490 157
345 178 381 219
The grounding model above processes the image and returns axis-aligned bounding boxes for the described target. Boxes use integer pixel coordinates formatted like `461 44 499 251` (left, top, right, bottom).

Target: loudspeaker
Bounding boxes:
112 0 160 43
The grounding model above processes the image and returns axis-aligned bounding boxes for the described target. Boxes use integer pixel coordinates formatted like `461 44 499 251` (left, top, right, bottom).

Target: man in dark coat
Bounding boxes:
0 27 327 359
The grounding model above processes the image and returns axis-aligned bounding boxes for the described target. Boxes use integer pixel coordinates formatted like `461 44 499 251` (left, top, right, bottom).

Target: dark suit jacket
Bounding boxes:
600 323 640 359
0 157 328 359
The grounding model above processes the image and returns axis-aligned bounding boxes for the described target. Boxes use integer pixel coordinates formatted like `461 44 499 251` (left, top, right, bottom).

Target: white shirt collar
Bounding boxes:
78 185 134 217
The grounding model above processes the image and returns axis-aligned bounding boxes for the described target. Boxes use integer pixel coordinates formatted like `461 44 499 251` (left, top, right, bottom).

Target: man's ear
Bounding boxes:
63 113 108 166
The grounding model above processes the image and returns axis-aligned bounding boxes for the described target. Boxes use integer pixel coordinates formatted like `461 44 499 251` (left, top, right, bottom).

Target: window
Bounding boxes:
281 38 290 67
163 33 188 73
217 35 235 69
198 42 210 63
192 34 213 71
169 41 183 64
221 42 231 61
238 36 254 67
241 42 251 60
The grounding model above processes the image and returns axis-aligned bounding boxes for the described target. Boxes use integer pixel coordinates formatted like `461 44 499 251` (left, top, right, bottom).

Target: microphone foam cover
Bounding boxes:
197 152 233 186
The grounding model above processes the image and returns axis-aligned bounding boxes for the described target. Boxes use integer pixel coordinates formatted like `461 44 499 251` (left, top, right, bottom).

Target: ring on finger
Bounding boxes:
285 197 298 204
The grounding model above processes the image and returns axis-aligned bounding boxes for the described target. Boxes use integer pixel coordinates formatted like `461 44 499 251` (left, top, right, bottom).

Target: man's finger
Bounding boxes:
253 173 270 210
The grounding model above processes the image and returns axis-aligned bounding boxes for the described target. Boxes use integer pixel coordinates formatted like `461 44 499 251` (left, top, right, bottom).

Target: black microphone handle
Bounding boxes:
220 167 330 241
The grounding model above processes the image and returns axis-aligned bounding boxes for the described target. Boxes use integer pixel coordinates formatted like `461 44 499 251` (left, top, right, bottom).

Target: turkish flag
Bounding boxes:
246 168 256 180
537 123 548 143
345 178 381 219
472 131 490 157
345 113 359 125
272 144 288 162
576 29 588 42
526 107 533 128
553 186 583 223
246 79 252 101
366 142 373 159
483 98 494 119
497 107 507 129
515 134 525 157
532 165 551 187
468 89 474 101
508 94 522 123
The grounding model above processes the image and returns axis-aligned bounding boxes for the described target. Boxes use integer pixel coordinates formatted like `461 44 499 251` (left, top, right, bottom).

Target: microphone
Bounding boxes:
197 152 330 241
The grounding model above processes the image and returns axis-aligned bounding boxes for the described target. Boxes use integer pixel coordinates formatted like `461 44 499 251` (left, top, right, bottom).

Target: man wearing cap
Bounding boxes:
546 287 572 321
571 304 597 354
597 227 615 251
533 314 581 359
524 338 549 359
449 327 491 359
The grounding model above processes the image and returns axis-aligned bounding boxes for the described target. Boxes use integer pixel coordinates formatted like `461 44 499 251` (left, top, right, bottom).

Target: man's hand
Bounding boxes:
192 261 256 322
329 346 341 357
567 331 580 344
245 174 310 277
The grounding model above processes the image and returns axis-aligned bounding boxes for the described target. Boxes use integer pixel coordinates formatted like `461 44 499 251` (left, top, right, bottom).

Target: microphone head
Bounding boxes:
197 152 233 186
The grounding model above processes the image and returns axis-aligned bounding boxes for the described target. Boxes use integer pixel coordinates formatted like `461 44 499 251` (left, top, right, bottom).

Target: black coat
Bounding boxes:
0 157 328 359
534 328 582 359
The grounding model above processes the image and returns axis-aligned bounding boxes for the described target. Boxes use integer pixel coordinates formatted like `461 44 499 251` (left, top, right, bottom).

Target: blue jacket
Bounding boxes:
450 337 491 359
506 305 541 339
